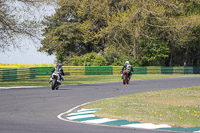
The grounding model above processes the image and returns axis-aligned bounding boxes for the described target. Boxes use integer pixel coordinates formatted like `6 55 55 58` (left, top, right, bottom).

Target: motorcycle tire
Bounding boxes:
56 86 59 90
123 75 126 85
51 79 57 90
127 78 129 84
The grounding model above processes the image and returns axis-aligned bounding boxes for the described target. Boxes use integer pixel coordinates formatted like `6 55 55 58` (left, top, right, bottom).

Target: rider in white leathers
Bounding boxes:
121 61 134 79
50 63 64 83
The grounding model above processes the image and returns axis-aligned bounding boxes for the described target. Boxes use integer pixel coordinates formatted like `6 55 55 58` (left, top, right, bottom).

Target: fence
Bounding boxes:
0 66 200 81
0 67 37 81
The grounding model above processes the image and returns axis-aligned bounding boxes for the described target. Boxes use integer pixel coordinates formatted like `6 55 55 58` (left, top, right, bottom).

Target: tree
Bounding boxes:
41 0 200 66
0 0 56 52
40 0 101 63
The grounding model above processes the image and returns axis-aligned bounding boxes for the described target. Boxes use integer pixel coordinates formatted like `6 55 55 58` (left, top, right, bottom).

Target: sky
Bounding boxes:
0 43 56 64
0 1 56 64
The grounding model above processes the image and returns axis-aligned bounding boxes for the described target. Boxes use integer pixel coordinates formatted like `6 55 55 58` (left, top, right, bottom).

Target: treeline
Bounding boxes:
40 0 200 66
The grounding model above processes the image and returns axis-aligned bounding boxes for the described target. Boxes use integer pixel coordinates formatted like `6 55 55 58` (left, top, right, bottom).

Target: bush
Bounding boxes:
92 55 107 66
72 52 97 66
72 56 84 66
83 52 97 66
112 55 140 66
104 52 119 66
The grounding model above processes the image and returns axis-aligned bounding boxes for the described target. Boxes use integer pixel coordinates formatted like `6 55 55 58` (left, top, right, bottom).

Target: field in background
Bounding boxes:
0 63 55 68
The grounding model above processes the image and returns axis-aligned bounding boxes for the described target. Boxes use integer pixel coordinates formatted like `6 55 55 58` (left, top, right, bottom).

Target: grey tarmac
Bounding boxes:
0 77 200 133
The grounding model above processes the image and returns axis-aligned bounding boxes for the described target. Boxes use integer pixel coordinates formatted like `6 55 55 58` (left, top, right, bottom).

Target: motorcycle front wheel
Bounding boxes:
51 79 57 90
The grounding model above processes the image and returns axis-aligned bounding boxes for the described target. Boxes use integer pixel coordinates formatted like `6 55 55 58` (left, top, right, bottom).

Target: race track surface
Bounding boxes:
0 77 200 133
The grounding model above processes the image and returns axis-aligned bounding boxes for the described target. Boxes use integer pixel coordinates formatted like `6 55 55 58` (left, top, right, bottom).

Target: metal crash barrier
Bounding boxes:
0 66 200 81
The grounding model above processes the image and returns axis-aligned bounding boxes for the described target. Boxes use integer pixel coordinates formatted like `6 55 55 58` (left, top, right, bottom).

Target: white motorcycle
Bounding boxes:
50 72 62 90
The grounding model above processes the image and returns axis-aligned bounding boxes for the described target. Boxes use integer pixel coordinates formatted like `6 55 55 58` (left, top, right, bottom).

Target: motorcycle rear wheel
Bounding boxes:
123 75 126 85
127 78 129 84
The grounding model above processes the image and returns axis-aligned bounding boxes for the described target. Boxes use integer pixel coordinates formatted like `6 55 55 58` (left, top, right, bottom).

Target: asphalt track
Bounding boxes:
0 77 200 133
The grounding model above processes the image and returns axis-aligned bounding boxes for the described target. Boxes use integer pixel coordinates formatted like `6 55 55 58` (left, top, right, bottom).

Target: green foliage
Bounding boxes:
72 52 97 66
55 51 65 64
83 52 97 66
112 55 139 66
71 56 83 66
139 40 169 66
92 56 107 66
72 52 107 66
41 0 200 66
103 52 120 66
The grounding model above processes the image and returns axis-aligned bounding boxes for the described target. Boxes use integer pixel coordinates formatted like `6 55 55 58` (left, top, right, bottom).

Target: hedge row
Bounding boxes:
0 66 200 81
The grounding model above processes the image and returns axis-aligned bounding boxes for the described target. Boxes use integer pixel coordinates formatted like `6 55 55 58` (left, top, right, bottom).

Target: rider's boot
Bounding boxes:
58 79 62 85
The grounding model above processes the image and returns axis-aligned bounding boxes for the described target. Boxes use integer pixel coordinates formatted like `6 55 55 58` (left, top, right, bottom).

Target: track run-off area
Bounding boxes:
0 77 200 133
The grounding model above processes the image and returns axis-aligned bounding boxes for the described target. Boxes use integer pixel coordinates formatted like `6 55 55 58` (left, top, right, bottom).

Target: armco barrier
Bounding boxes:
17 68 30 80
36 67 53 76
113 66 122 75
63 66 85 75
113 66 147 75
133 67 147 74
1 66 200 81
30 67 36 79
0 69 2 81
173 67 184 74
85 66 113 75
147 66 161 74
194 67 200 74
0 67 36 81
16 67 36 80
2 69 17 81
161 67 173 74
184 67 193 74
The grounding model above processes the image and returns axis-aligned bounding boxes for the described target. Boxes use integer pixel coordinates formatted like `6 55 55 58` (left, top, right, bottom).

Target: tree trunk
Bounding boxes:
134 27 139 59
134 38 138 59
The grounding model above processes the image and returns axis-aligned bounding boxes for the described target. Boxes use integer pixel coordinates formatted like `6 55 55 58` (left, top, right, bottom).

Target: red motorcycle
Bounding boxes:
122 70 130 85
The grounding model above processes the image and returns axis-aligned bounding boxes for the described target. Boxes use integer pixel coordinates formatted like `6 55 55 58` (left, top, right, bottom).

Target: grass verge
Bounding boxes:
83 86 200 127
0 74 200 87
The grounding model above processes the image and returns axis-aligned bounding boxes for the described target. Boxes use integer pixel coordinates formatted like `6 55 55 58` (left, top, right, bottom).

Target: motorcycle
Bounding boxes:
122 70 130 85
50 72 62 90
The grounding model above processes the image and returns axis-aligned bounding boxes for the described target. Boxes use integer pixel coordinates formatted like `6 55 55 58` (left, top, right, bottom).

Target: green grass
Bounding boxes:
83 86 200 127
0 74 200 87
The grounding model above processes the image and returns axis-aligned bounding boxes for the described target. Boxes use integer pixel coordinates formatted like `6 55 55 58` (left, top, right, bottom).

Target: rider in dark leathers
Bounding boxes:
50 63 64 83
121 61 134 79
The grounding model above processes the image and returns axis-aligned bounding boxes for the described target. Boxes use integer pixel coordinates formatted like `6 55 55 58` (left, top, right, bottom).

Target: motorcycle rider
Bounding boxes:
121 61 134 79
50 63 64 84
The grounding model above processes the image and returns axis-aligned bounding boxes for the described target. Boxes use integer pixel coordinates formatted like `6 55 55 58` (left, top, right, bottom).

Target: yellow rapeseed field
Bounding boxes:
0 63 55 68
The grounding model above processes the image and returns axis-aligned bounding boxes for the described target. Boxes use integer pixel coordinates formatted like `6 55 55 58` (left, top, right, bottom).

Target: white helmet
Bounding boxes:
125 61 130 65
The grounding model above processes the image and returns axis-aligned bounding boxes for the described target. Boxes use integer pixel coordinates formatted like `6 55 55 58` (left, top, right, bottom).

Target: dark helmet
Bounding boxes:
57 63 63 68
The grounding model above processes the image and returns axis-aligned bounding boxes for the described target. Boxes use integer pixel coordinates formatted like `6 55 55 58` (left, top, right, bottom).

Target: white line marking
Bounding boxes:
122 123 171 129
0 86 41 90
67 110 97 116
77 109 98 112
67 114 95 120
57 102 91 122
82 118 117 124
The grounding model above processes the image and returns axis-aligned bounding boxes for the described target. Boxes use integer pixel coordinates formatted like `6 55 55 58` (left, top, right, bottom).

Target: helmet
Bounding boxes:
125 61 130 65
57 63 63 68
